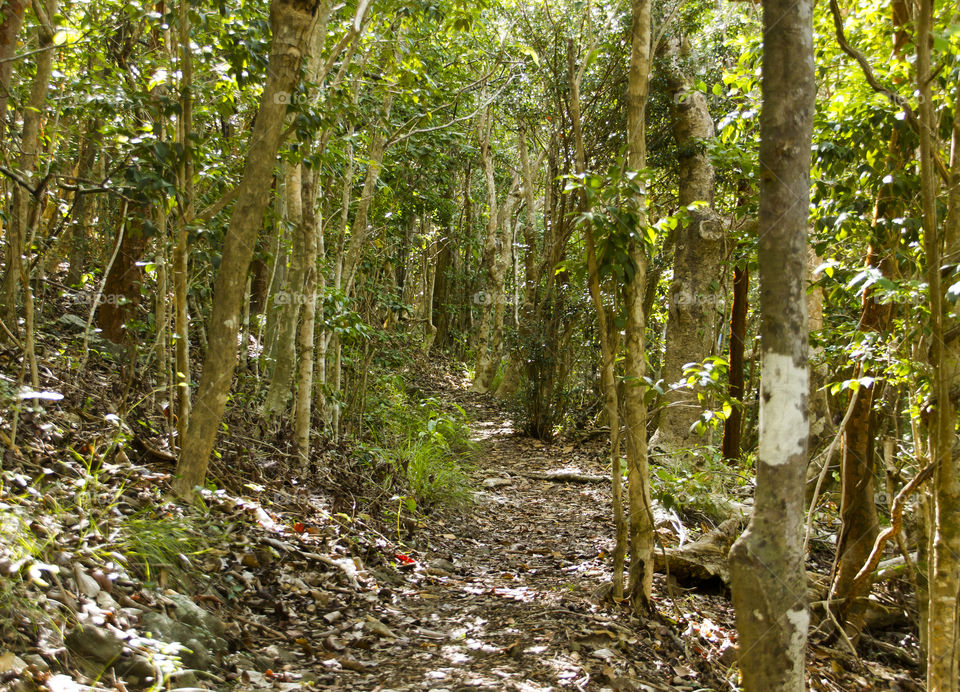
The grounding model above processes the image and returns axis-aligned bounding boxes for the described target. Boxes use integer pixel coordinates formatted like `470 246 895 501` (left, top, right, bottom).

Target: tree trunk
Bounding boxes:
65 118 101 288
422 220 438 353
496 128 540 398
341 94 393 298
294 166 320 463
471 106 505 393
97 203 149 344
806 246 830 454
1 0 57 331
567 38 627 601
920 1 960 685
649 34 723 461
829 100 903 650
727 0 814 686
0 0 27 143
722 262 748 461
264 162 306 416
174 0 321 498
623 0 654 614
172 0 194 439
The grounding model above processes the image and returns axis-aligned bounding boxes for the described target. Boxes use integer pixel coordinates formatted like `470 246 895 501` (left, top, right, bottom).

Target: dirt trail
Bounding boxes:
353 392 718 691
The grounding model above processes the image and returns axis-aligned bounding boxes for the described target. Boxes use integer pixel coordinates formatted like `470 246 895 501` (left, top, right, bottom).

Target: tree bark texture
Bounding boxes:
1 0 57 330
649 35 723 460
174 0 321 497
727 0 814 687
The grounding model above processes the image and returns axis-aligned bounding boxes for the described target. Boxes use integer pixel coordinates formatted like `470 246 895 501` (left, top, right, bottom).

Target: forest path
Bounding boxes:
355 388 718 691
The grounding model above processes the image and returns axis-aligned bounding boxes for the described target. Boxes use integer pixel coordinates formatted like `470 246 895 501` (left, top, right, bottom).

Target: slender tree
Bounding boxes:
727 0 815 686
174 0 322 498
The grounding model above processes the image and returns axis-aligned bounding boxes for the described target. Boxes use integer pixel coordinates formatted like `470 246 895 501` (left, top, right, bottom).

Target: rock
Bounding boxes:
364 616 397 638
74 566 101 598
21 654 49 672
164 592 226 638
139 591 230 670
66 625 123 664
113 654 155 687
482 478 512 488
140 616 207 669
166 669 200 687
0 652 28 673
57 314 88 333
427 558 457 573
262 644 297 664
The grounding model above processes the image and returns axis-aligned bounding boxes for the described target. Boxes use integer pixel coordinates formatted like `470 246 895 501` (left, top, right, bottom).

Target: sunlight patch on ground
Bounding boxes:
470 419 515 441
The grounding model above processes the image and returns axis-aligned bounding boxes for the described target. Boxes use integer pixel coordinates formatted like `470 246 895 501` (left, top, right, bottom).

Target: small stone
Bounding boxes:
66 625 123 664
74 567 101 598
482 478 512 488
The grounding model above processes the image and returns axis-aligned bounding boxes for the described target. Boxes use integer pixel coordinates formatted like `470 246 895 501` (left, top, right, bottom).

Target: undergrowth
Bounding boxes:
365 372 475 514
651 448 752 524
0 461 216 645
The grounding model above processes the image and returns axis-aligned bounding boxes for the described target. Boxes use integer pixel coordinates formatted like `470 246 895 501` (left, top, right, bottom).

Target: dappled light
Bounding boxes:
0 0 954 688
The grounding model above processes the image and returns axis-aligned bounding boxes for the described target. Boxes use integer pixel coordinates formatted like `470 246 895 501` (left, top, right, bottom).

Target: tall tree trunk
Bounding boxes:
920 1 960 686
496 128 540 398
471 106 505 393
649 34 723 460
828 92 905 650
1 0 57 332
422 219 438 353
623 0 654 614
264 162 306 416
828 0 910 643
97 202 149 344
294 166 319 463
65 118 100 288
173 0 194 439
806 246 830 454
727 0 814 686
174 0 321 498
341 93 393 298
0 0 27 144
722 262 748 461
567 38 627 600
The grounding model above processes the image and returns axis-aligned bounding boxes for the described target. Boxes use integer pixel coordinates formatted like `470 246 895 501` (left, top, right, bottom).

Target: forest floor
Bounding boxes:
0 342 926 691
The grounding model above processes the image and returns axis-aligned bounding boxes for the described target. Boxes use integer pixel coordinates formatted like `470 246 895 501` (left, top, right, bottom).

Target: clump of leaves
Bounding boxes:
397 434 472 510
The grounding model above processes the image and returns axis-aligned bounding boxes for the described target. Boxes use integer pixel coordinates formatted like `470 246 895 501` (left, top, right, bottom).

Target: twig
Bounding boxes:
846 459 936 599
230 612 285 639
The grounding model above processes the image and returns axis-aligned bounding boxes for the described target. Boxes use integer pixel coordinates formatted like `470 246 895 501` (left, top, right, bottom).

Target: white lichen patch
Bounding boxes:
757 352 807 466
786 605 809 667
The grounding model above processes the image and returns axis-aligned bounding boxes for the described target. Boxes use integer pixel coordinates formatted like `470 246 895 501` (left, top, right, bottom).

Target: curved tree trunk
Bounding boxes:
829 0 908 643
174 0 322 498
727 0 814 686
